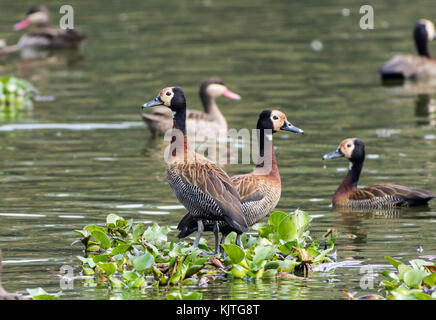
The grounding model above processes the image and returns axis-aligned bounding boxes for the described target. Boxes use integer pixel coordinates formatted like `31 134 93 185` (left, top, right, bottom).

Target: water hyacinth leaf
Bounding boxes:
85 225 106 234
277 215 297 241
98 262 116 276
92 255 109 263
252 245 276 265
385 256 404 270
269 211 287 228
107 213 123 227
423 272 436 287
398 264 412 281
221 244 245 264
122 271 139 281
91 230 111 249
413 292 433 300
26 288 61 300
224 232 237 245
292 210 311 234
403 269 428 288
132 223 144 241
111 244 131 256
409 259 431 270
229 264 248 278
133 252 154 272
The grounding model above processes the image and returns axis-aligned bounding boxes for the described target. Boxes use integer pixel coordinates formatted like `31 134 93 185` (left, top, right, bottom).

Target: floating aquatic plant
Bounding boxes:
0 76 38 119
344 256 436 300
74 210 336 299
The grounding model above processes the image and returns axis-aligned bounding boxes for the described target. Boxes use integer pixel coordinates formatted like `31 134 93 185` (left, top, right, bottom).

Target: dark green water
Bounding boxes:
0 0 435 300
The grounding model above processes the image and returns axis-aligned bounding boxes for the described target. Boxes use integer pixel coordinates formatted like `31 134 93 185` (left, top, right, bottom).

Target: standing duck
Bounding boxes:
177 110 304 247
142 87 248 253
141 78 240 136
13 7 85 49
322 138 435 208
380 19 436 81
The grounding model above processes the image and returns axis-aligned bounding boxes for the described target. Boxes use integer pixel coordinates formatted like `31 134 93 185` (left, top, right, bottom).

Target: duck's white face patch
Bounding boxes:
339 138 356 159
270 110 287 131
420 19 435 40
206 84 226 97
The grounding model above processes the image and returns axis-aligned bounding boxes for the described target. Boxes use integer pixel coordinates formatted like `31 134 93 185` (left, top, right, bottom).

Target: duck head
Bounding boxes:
14 7 51 30
414 19 436 58
257 110 304 135
142 87 186 112
200 78 241 103
322 138 365 163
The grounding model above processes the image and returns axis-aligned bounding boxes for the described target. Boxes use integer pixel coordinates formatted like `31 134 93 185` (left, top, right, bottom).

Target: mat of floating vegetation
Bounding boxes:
73 210 336 299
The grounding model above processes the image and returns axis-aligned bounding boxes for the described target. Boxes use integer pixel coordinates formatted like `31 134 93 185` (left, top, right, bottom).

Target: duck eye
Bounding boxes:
346 144 351 148
273 115 279 120
166 91 172 96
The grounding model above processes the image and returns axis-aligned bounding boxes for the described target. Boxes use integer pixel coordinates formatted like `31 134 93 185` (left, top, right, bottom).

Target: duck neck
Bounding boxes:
254 129 280 182
333 159 363 202
201 94 225 124
414 26 432 58
169 108 189 160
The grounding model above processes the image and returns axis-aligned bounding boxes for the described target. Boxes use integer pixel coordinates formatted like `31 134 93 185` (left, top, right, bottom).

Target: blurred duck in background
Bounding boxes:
380 19 436 81
13 7 85 50
141 78 240 136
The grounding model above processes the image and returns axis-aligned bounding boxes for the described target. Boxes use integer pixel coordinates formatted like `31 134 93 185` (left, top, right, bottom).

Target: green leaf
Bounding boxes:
292 210 312 236
221 244 245 264
97 262 116 276
91 230 111 249
403 269 428 288
107 213 123 227
268 211 287 228
122 271 139 281
132 252 154 272
423 272 436 287
26 288 60 300
229 264 248 278
277 215 297 241
252 245 276 265
398 264 412 281
111 244 131 255
385 256 404 270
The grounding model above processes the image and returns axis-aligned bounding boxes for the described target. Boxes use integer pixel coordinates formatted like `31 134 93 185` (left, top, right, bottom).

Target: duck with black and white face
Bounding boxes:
323 138 435 209
142 86 248 254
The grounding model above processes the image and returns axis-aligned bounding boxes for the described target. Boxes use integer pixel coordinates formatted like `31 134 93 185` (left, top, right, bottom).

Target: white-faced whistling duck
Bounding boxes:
142 87 248 253
177 110 304 248
380 19 436 81
13 7 85 49
140 78 240 136
323 138 435 208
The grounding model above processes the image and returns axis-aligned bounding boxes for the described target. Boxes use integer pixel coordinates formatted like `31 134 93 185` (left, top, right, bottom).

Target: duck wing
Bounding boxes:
231 174 264 203
349 183 435 207
168 161 248 233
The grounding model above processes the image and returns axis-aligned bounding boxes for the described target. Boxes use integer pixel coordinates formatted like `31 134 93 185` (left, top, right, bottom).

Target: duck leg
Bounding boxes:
236 233 242 247
213 221 220 254
193 220 204 248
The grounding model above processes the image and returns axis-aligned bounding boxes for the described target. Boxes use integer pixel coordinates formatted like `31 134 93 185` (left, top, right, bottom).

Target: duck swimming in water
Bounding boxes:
141 78 240 136
380 19 436 81
142 86 248 253
177 110 304 248
323 138 435 208
13 7 85 50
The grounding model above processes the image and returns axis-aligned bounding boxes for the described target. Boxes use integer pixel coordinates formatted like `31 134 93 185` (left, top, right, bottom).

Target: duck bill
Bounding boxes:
280 120 304 134
222 89 241 100
142 96 164 109
322 148 344 160
13 19 31 31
